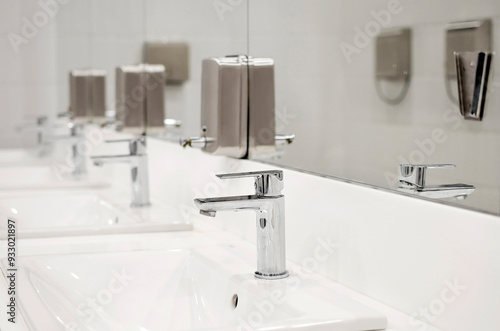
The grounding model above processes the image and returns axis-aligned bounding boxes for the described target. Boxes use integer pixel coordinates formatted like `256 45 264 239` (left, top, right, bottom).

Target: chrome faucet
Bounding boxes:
91 136 150 207
46 122 87 175
194 170 288 280
398 164 475 199
16 116 50 156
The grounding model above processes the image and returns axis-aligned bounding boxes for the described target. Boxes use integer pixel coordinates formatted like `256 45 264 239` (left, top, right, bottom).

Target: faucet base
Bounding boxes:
254 270 289 280
398 183 475 200
131 202 151 208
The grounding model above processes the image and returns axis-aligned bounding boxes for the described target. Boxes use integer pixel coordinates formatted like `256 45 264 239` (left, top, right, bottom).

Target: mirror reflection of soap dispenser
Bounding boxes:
181 55 295 159
116 64 167 132
67 68 107 121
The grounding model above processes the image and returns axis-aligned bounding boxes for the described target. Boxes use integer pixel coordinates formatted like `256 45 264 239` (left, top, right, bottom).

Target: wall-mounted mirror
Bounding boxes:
2 1 500 216
246 1 500 215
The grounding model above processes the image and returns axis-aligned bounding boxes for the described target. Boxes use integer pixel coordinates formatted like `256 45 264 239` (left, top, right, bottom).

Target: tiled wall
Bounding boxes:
0 1 58 148
248 0 500 214
144 0 247 137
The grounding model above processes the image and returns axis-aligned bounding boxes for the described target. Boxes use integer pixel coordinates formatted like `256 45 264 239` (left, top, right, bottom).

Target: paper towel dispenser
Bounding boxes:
144 41 189 84
444 19 492 104
455 51 493 120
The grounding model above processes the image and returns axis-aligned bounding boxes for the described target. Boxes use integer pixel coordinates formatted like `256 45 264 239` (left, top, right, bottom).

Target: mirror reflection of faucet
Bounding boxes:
16 115 52 157
45 122 88 176
91 136 150 208
397 164 475 200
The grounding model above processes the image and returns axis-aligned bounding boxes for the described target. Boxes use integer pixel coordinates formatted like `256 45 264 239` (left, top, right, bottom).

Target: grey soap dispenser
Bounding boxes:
182 55 294 159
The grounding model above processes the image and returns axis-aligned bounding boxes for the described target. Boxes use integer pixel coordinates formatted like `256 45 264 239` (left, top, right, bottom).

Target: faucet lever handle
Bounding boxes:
104 136 147 155
217 170 284 196
399 164 456 188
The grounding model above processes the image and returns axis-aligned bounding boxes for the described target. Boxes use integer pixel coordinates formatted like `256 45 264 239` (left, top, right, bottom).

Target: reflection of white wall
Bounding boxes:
0 0 58 148
145 0 247 136
1 0 247 147
55 0 92 116
249 0 500 214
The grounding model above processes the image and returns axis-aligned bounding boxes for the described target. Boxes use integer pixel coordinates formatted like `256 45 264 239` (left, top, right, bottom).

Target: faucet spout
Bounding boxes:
194 195 280 214
91 155 137 167
200 210 216 217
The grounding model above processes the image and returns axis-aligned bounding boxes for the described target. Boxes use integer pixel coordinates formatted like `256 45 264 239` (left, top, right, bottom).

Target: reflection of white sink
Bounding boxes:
0 193 192 238
0 166 108 190
0 149 51 167
2 245 386 330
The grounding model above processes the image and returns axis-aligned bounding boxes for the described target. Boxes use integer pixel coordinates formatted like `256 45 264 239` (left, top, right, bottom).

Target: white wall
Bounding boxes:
248 0 500 214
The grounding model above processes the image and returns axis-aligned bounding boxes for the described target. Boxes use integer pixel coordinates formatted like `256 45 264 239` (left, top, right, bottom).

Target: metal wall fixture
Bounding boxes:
181 55 295 159
445 19 492 106
69 69 107 120
455 51 493 121
375 27 412 105
144 41 189 84
194 170 288 280
115 64 167 130
397 164 475 200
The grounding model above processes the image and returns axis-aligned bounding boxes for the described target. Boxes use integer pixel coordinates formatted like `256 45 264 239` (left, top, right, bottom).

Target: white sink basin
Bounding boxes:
1 244 386 330
0 166 108 190
0 193 192 238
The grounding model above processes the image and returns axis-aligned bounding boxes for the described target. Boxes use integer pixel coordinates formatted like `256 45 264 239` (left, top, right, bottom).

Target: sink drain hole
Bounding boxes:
232 294 239 309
